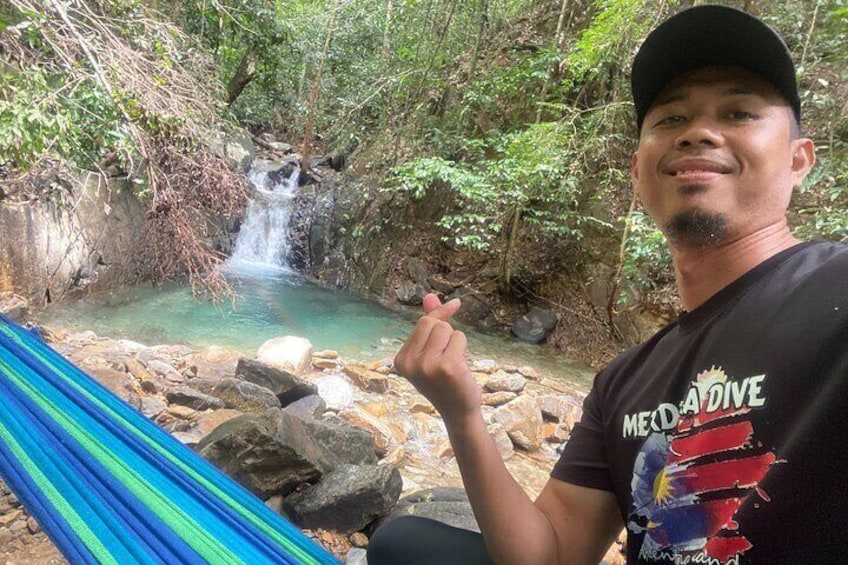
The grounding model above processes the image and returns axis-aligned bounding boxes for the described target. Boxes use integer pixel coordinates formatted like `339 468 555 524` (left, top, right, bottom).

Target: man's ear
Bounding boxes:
790 137 816 190
630 151 641 195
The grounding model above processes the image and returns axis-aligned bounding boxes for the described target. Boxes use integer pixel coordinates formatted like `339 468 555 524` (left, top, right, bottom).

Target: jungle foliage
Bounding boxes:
0 0 249 296
1 0 846 319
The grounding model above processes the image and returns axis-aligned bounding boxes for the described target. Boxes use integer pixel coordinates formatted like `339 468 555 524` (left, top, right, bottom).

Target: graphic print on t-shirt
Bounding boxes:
625 367 777 564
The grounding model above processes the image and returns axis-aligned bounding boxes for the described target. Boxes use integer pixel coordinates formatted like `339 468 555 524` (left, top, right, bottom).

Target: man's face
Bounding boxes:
631 67 815 249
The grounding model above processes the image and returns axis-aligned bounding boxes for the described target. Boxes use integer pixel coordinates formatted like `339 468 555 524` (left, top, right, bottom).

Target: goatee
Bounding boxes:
665 210 728 249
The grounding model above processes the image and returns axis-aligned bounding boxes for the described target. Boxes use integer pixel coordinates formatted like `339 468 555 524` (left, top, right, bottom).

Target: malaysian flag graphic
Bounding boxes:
627 368 777 563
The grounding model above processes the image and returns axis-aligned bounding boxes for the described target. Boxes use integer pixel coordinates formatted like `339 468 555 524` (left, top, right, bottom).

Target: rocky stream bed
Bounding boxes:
0 319 625 564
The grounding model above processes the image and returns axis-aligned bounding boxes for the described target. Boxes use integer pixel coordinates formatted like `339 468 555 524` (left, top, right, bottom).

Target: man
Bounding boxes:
369 5 847 564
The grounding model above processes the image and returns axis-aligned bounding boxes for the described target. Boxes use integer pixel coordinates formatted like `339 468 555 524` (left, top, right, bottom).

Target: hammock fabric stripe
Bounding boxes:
0 314 341 564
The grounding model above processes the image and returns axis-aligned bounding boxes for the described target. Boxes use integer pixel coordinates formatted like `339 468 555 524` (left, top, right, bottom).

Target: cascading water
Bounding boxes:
227 161 300 272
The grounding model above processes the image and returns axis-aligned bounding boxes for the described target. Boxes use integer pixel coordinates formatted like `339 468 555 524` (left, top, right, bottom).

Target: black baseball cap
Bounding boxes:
631 5 800 130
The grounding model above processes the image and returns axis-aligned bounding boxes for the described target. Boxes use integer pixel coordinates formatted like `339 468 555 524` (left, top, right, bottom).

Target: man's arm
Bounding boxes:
394 294 622 564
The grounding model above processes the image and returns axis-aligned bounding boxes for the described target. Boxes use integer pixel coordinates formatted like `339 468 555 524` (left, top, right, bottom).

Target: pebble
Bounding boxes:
0 526 11 546
349 532 369 548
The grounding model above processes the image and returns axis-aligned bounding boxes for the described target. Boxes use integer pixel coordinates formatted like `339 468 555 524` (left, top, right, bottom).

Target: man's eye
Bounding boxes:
655 115 686 126
729 110 755 120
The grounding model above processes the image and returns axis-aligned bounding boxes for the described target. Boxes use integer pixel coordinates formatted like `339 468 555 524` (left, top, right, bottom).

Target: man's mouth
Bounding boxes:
665 160 732 177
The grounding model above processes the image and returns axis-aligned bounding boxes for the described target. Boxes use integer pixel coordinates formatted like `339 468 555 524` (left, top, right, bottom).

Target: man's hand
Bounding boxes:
394 293 482 426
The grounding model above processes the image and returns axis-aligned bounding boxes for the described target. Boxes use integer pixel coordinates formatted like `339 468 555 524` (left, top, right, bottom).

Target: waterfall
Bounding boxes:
227 161 300 272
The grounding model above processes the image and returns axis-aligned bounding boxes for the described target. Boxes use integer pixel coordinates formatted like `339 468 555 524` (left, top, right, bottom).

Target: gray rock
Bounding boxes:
450 291 491 326
0 527 10 546
145 359 183 380
494 395 543 451
85 365 142 410
406 258 430 288
197 409 376 498
236 357 317 406
511 307 558 344
140 396 168 419
0 292 28 321
345 547 368 565
189 346 241 381
536 395 583 430
191 377 281 412
256 336 314 378
166 387 227 411
385 487 480 533
484 370 527 393
223 129 256 173
314 374 354 411
284 464 402 533
395 281 426 306
283 394 327 420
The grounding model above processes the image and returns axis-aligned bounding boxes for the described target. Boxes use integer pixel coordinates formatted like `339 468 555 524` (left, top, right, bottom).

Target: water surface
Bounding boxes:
37 263 594 389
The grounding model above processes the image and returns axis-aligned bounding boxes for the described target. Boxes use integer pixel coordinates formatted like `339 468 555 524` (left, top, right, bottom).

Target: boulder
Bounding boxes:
494 395 543 451
213 129 255 173
346 548 368 565
194 409 244 439
0 293 28 321
190 378 281 412
511 307 558 344
482 391 517 407
338 405 394 457
197 409 377 498
343 364 389 393
144 360 183 382
166 387 227 411
256 336 314 378
85 365 142 410
484 370 527 393
406 258 430 288
450 291 491 326
536 394 583 431
487 423 515 461
236 357 317 406
284 464 402 533
189 346 242 381
140 397 168 419
470 359 498 374
313 374 354 411
283 394 327 420
395 281 426 306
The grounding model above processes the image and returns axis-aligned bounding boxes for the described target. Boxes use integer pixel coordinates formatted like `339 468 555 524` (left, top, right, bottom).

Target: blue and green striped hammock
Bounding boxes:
0 313 340 564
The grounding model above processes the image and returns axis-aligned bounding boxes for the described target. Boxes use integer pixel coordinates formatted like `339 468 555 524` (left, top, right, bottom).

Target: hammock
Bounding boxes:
0 314 340 564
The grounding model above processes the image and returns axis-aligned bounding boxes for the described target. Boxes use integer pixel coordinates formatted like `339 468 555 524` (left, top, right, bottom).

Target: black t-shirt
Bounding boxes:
552 241 848 564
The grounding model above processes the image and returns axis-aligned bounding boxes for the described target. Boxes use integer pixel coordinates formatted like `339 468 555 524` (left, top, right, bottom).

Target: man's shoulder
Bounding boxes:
790 239 848 269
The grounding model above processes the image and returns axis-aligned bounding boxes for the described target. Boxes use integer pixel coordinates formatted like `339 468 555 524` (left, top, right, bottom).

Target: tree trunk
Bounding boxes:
381 0 394 72
460 0 488 134
226 49 256 105
499 204 522 295
302 0 343 172
555 0 569 49
406 0 459 110
607 191 638 339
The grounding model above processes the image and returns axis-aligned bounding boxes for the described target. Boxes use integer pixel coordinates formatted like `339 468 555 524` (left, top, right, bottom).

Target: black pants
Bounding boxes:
367 516 494 565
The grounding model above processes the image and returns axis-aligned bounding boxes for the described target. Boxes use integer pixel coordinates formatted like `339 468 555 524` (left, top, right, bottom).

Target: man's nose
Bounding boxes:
675 117 723 149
